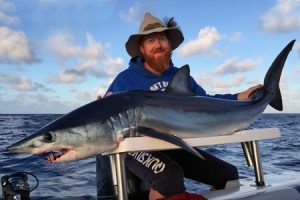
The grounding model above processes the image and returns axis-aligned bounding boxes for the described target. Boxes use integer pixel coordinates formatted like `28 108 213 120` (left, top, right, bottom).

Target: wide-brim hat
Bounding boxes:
125 12 184 58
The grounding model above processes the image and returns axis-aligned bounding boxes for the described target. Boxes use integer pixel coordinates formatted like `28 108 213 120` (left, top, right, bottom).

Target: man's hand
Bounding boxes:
237 84 263 100
96 92 113 100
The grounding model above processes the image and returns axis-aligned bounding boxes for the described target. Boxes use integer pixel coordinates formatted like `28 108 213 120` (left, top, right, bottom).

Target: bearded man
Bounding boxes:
101 13 261 200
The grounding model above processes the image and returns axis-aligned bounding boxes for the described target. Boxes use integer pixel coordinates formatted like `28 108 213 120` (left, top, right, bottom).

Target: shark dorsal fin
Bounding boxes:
165 65 195 96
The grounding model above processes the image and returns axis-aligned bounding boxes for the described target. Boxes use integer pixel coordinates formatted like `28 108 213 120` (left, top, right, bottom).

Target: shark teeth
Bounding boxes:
47 149 69 163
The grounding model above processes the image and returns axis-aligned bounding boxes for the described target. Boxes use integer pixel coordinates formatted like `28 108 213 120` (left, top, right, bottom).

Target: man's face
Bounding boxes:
140 32 172 74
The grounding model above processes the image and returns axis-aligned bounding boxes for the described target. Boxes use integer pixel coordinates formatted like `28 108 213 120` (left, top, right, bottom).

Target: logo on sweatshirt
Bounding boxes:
128 152 166 174
150 81 169 91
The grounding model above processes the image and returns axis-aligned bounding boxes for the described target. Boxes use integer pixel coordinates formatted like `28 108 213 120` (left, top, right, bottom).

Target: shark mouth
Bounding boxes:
47 149 69 163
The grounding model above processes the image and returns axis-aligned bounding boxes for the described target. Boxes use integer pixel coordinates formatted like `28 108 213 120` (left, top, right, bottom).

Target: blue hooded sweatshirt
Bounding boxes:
106 56 238 100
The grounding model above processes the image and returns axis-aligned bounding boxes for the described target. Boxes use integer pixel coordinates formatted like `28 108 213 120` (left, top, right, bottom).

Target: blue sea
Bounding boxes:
0 114 299 199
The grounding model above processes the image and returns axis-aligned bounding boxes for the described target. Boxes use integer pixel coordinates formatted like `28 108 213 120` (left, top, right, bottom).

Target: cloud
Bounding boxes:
0 26 39 64
0 73 51 92
195 73 246 94
0 93 79 114
47 32 83 64
260 0 300 32
48 70 85 84
0 1 20 25
99 57 124 76
119 2 145 23
275 78 300 113
70 87 96 102
296 41 300 55
228 32 242 42
177 26 223 57
213 57 261 75
0 12 20 25
47 32 124 83
0 0 16 11
206 75 245 89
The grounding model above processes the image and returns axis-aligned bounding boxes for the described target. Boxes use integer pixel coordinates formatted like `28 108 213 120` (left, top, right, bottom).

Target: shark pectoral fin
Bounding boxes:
137 127 205 160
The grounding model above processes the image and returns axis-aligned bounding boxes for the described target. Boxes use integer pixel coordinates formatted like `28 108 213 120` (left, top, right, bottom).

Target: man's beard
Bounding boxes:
144 49 172 74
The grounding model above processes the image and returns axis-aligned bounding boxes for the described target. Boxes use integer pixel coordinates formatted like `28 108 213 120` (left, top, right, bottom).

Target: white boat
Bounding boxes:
96 128 300 200
202 171 300 200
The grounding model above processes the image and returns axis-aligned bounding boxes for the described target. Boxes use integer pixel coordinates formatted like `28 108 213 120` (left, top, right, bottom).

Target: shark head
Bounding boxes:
6 99 124 163
7 130 76 163
7 120 117 163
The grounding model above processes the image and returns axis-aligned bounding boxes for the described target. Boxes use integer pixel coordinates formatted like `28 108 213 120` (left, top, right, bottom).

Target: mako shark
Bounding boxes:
7 40 295 163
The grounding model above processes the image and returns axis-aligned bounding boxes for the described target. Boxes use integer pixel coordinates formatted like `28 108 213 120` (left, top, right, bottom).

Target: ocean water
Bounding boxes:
0 114 299 199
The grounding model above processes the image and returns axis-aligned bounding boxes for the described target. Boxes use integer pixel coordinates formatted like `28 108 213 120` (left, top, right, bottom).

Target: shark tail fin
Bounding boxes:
263 40 295 111
137 127 205 160
269 88 283 111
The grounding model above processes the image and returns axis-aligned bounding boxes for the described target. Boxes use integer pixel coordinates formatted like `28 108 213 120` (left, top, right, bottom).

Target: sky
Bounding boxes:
0 0 300 114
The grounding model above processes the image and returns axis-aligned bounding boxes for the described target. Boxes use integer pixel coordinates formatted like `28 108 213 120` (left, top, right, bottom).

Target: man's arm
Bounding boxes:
189 76 263 101
237 84 263 100
189 76 238 100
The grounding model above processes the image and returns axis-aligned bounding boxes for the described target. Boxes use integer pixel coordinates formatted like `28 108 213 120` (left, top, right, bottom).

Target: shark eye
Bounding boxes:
43 133 54 142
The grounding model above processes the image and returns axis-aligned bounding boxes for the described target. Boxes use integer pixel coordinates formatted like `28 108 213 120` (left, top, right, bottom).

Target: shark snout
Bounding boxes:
6 137 36 153
7 143 24 153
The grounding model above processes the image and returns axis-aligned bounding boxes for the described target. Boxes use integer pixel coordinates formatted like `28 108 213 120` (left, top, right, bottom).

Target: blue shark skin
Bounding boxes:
6 40 295 163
